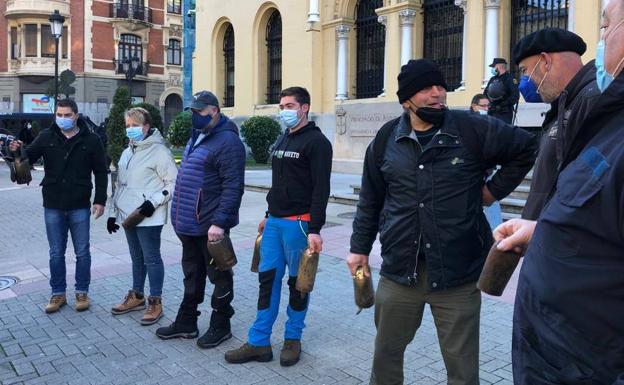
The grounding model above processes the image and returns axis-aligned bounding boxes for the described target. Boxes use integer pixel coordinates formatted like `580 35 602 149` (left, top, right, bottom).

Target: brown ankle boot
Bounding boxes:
140 296 163 325
225 343 273 364
75 293 90 312
280 339 301 367
111 290 146 315
45 295 66 314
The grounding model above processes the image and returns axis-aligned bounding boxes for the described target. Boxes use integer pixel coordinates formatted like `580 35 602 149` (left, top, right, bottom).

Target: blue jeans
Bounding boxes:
248 216 310 346
124 225 164 297
44 208 91 295
484 201 503 229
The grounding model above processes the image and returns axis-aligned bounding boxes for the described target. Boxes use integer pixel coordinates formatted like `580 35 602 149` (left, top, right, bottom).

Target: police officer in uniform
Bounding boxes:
484 58 519 124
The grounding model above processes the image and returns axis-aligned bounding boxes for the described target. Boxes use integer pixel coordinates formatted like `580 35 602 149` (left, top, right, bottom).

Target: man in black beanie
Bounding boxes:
347 59 537 385
513 28 599 220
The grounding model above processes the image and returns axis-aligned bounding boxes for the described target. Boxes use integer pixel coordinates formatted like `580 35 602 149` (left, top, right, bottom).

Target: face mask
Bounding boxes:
56 117 75 131
279 109 302 129
192 111 214 131
596 19 624 93
415 106 447 126
491 68 498 76
478 109 488 116
125 126 144 142
519 76 542 103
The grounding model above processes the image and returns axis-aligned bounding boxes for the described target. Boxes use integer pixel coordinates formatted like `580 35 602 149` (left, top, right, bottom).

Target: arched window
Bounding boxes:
355 0 385 99
423 0 464 90
511 0 568 76
266 11 282 104
223 24 235 107
167 39 181 65
119 34 142 62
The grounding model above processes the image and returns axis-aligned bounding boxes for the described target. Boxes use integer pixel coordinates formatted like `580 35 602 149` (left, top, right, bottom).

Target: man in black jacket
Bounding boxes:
513 28 600 220
225 87 332 367
495 2 624 382
347 59 536 385
10 99 108 313
484 58 519 124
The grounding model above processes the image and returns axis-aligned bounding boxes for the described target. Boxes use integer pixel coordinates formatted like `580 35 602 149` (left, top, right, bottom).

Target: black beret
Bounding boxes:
513 28 587 65
397 59 448 103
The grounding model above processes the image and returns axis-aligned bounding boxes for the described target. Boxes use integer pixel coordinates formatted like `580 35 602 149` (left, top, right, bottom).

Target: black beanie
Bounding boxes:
397 59 448 103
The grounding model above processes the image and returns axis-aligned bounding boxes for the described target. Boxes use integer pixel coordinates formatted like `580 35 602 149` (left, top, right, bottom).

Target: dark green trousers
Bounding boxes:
370 262 481 385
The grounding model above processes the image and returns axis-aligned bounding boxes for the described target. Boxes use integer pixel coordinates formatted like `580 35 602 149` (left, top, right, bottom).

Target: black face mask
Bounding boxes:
408 99 447 126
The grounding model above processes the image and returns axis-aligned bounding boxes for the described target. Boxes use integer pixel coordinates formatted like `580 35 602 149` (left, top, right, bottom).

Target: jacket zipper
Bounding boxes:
410 231 423 285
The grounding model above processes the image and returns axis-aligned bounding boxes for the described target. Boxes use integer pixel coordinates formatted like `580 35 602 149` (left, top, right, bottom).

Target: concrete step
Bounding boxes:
502 211 521 221
500 197 526 215
508 185 530 200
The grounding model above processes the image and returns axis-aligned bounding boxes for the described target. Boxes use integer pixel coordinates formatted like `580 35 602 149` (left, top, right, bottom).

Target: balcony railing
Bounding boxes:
113 59 150 76
109 3 152 24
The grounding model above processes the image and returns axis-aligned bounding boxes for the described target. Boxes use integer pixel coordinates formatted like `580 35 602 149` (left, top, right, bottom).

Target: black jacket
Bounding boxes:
351 110 537 289
267 121 332 234
522 61 599 220
26 117 108 210
513 70 624 385
485 71 519 114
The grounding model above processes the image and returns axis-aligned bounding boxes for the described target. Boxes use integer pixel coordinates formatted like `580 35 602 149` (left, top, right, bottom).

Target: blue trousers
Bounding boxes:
124 225 164 297
248 216 310 346
44 208 91 295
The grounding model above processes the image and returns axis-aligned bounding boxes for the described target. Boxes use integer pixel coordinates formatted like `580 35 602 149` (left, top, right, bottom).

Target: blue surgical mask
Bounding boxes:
478 109 488 116
56 117 75 131
192 111 213 131
519 76 542 103
596 19 624 93
279 109 302 129
491 68 498 76
125 126 144 142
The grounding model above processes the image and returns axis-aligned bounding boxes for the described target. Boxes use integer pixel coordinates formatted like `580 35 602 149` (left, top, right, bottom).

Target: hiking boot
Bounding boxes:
75 293 90 312
140 297 163 326
45 295 66 314
197 327 232 349
155 321 199 340
280 339 301 367
111 290 146 315
224 343 273 364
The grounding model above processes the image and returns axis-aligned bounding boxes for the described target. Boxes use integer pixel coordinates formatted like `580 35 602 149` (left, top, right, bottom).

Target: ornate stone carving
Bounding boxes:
169 24 183 38
336 24 351 40
484 0 501 9
399 9 417 26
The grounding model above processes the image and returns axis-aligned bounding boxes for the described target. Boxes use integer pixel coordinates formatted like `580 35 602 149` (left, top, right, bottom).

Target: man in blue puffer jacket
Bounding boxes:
156 91 246 349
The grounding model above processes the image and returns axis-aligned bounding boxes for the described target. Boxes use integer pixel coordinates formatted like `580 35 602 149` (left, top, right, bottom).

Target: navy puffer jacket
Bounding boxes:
171 115 245 236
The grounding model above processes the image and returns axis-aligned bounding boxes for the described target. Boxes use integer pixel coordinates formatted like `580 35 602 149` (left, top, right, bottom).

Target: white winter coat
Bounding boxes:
109 129 178 226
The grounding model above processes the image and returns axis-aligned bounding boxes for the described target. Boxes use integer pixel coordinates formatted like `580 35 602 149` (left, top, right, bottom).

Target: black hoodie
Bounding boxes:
25 117 108 210
522 60 600 220
266 121 332 234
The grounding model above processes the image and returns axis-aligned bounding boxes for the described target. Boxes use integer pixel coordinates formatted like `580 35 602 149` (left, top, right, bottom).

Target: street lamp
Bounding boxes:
48 10 65 111
122 55 141 101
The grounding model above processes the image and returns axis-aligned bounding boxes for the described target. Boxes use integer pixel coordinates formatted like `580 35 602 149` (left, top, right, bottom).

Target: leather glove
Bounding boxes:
138 200 155 217
107 217 119 234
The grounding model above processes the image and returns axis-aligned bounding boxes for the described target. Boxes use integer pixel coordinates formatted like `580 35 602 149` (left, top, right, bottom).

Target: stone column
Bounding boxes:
567 0 575 31
455 0 468 90
378 15 388 96
307 0 320 29
335 24 350 100
483 0 501 88
399 9 417 66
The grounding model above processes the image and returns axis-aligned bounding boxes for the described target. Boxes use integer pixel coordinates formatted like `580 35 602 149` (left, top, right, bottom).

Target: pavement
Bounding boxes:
0 163 519 385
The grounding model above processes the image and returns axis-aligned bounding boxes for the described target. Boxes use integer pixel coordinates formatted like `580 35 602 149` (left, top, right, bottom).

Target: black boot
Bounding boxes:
156 311 200 340
197 310 232 349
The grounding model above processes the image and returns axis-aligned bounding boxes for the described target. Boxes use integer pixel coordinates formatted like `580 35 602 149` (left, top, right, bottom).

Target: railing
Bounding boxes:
110 3 153 24
113 59 150 76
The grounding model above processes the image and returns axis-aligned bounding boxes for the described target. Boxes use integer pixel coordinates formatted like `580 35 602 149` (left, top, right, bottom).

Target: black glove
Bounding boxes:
107 217 119 234
138 200 155 217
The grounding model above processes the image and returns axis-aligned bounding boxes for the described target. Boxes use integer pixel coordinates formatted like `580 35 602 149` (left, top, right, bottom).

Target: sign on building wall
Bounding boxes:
22 94 55 113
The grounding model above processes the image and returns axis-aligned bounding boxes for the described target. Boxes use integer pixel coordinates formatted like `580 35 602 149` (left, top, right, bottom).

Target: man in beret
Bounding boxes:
494 3 624 382
347 59 537 385
484 57 519 123
513 28 599 220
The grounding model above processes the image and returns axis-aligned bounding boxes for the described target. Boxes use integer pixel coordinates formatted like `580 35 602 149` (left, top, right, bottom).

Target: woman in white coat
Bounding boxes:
107 107 178 325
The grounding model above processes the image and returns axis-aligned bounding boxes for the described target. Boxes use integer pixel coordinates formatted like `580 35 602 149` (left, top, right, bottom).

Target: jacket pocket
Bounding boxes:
195 188 202 222
556 147 607 208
